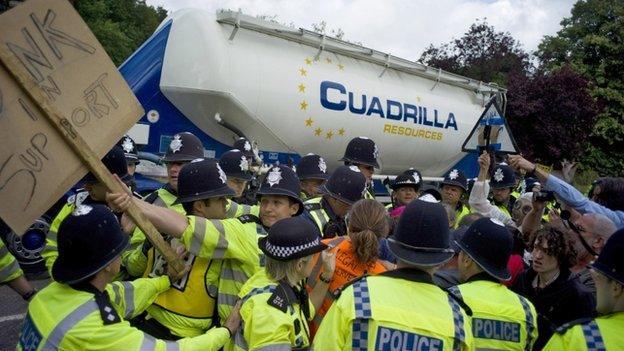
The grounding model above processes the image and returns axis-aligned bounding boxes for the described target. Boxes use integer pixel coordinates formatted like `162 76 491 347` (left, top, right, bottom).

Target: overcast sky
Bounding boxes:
146 0 575 61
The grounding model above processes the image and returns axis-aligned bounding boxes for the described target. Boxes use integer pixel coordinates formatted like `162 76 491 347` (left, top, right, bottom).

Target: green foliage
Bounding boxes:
537 0 624 176
74 0 168 66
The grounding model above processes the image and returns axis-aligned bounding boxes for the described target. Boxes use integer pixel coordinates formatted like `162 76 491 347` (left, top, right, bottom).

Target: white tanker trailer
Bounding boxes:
120 9 513 179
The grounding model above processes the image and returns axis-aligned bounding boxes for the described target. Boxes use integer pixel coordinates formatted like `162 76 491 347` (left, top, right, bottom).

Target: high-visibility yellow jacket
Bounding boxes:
304 197 347 238
451 276 538 350
225 199 259 218
229 270 314 351
314 268 474 350
455 203 472 228
0 240 22 283
17 276 230 351
543 312 624 351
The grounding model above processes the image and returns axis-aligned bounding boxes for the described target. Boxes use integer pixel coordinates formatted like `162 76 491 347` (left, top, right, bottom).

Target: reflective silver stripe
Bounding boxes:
140 334 156 351
47 231 57 241
517 295 535 351
352 278 371 351
210 220 229 259
221 267 249 283
234 328 249 350
255 344 292 351
242 204 251 215
219 292 239 307
111 283 122 307
226 202 238 217
152 196 167 208
122 281 135 318
581 320 605 351
166 341 181 351
0 245 9 257
190 217 207 256
0 259 20 281
41 300 98 350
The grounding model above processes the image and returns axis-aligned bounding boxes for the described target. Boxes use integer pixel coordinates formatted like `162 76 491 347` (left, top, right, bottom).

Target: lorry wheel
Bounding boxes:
1 217 50 279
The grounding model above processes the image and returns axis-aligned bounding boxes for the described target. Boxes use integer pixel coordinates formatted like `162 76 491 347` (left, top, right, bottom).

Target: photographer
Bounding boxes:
509 155 624 229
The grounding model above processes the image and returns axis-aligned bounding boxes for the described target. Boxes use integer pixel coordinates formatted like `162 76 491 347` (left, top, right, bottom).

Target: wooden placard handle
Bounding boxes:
0 42 186 275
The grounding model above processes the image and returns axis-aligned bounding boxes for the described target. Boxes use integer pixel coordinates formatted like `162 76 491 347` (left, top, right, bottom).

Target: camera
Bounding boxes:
533 190 555 202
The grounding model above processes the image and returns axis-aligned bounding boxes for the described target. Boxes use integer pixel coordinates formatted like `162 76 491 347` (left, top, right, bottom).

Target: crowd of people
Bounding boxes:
3 132 624 350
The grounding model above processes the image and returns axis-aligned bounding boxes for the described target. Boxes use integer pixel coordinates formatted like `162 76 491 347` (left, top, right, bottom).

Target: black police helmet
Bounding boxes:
173 158 236 204
340 136 380 168
117 135 139 165
490 164 516 190
219 149 253 181
52 204 129 284
296 153 329 180
257 165 304 215
388 199 454 266
456 217 513 281
259 217 327 261
319 165 367 205
440 168 468 192
233 137 255 160
391 170 422 191
590 228 624 285
162 132 204 163
82 146 131 184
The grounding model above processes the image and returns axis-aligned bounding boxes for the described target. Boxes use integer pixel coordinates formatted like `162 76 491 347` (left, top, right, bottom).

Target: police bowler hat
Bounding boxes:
219 149 253 181
173 158 236 204
257 165 304 215
590 228 624 285
319 165 367 205
52 204 129 284
391 170 422 191
162 132 204 163
340 136 380 168
490 164 516 190
82 146 131 184
233 137 255 160
388 199 454 266
440 168 468 192
117 135 139 164
456 217 513 281
296 154 329 180
259 217 327 261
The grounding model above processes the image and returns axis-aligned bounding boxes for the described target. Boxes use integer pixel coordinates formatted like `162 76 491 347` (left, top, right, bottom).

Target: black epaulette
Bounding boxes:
238 214 261 224
554 317 593 334
446 289 473 317
143 191 159 204
304 202 321 211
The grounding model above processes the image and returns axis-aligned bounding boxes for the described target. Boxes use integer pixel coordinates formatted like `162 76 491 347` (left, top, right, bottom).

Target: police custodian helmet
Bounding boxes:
296 153 329 181
219 149 253 181
490 164 516 190
82 145 131 183
117 135 139 165
257 165 304 215
340 136 380 168
173 158 236 204
590 228 624 285
319 165 367 205
162 132 204 163
440 168 468 192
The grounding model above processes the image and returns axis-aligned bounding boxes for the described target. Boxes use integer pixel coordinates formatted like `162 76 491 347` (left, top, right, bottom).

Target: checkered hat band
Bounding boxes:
265 237 321 258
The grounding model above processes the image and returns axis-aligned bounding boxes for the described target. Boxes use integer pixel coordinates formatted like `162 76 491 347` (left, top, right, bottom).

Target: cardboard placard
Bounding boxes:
0 0 144 234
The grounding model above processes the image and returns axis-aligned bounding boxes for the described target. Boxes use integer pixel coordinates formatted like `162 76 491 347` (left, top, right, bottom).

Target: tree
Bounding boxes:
418 19 531 86
74 0 168 66
537 0 624 176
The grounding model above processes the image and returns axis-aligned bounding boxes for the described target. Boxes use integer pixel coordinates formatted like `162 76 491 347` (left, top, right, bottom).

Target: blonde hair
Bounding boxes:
348 199 389 264
265 256 310 285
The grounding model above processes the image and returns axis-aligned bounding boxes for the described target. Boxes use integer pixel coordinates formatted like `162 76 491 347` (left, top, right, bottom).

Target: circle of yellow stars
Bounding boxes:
298 55 346 139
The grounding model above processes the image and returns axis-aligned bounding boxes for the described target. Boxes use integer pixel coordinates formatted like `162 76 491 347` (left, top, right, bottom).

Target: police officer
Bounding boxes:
232 137 256 164
451 217 538 350
296 153 329 201
42 146 136 276
18 204 241 351
441 168 471 228
0 240 36 301
387 169 422 211
117 135 140 176
490 164 517 218
219 149 258 218
314 199 474 350
109 163 304 335
340 136 379 199
544 228 624 350
304 165 367 238
231 216 334 350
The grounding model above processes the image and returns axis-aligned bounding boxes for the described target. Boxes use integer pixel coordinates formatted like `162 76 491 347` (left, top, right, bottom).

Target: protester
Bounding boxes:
452 217 538 350
469 152 516 227
543 228 624 350
512 226 595 350
296 153 329 200
231 217 334 350
306 199 389 334
314 199 474 350
340 136 380 199
17 204 241 351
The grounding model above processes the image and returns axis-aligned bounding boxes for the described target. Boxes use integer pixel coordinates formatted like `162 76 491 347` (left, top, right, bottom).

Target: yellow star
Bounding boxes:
326 130 334 139
338 128 345 136
298 84 306 93
337 63 344 71
300 101 308 110
325 57 332 64
299 68 307 76
305 57 312 65
305 117 313 127
314 128 322 136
